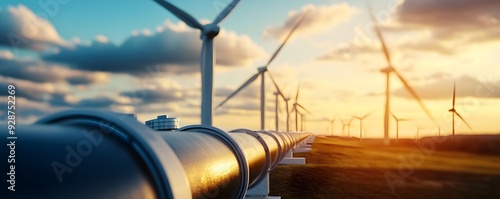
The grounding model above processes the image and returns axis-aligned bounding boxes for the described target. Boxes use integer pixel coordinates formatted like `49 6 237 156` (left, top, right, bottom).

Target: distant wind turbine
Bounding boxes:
341 119 348 136
367 4 437 144
216 13 308 130
323 116 336 136
355 112 371 140
390 112 411 143
154 0 241 125
290 83 312 131
449 82 474 139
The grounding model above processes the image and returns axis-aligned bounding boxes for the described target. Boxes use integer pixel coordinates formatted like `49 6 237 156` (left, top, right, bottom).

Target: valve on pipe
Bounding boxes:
1 109 311 199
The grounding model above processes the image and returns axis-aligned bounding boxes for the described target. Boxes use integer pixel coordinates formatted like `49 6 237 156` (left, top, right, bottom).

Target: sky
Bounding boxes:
0 0 499 138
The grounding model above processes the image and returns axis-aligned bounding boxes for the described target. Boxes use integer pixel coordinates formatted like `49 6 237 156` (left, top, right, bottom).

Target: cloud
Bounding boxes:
0 5 67 51
120 87 195 104
393 75 500 99
317 42 380 62
43 20 266 75
395 0 500 46
74 96 118 108
319 0 500 61
0 77 64 102
0 56 108 85
264 3 358 40
0 50 14 59
0 97 54 123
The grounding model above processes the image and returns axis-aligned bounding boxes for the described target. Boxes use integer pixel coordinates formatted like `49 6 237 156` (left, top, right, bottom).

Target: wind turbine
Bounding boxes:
341 119 348 136
216 13 308 130
367 4 437 144
154 0 241 126
273 91 280 131
390 112 411 143
355 113 371 140
290 83 312 131
448 82 474 139
323 116 336 136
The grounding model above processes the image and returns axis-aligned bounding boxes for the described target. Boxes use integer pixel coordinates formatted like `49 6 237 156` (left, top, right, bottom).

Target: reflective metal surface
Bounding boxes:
0 109 311 199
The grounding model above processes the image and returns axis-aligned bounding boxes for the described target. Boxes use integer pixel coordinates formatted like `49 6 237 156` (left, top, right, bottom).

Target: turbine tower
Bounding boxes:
273 91 280 131
216 14 308 130
448 82 474 140
284 97 291 132
367 4 437 144
154 0 241 126
341 119 348 136
355 113 371 140
390 112 411 143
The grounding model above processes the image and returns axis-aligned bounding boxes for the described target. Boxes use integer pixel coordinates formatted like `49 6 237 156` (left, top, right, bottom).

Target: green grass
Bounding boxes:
269 136 500 199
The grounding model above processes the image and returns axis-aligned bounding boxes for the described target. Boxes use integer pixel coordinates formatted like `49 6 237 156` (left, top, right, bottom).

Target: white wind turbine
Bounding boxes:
367 4 437 144
216 13 308 130
355 112 371 140
323 116 336 136
390 112 411 143
448 82 474 139
341 119 348 137
273 90 289 131
154 0 241 125
290 83 312 131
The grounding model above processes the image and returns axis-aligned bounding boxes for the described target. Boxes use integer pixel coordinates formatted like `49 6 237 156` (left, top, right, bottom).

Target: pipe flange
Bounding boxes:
35 109 191 199
229 128 271 189
272 132 290 156
257 130 282 169
179 125 249 199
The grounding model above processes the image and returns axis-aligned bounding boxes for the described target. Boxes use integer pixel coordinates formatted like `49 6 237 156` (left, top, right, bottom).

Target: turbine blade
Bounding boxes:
296 103 311 114
452 81 456 108
154 0 203 30
267 71 286 100
362 112 372 119
367 2 392 66
390 112 397 120
295 82 301 102
455 112 474 132
216 72 260 109
213 0 241 24
393 70 438 125
348 116 355 124
266 12 309 67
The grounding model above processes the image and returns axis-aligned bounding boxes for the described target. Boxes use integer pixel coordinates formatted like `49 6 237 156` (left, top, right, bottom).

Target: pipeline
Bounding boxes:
1 110 311 199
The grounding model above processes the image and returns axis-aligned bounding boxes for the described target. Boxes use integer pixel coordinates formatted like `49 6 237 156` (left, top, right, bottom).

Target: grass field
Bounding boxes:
269 135 500 199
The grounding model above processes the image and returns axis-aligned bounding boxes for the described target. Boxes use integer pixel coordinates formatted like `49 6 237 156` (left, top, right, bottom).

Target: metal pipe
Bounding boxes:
2 110 311 199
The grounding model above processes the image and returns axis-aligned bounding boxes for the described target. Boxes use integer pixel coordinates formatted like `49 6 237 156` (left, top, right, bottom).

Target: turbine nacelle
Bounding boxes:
448 108 455 112
380 66 394 73
201 24 220 38
257 66 268 73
